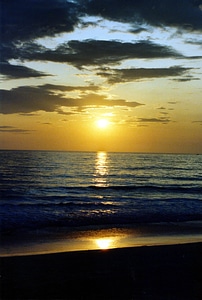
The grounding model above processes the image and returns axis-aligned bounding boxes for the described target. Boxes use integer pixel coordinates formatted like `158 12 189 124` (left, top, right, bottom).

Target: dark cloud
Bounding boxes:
185 39 202 46
1 1 201 72
192 120 202 124
0 43 18 63
173 76 200 82
1 0 201 49
0 85 143 114
129 27 148 34
126 116 171 126
1 0 201 122
0 0 80 43
137 124 148 127
0 0 81 78
137 117 170 123
1 38 198 83
0 62 50 79
81 0 202 31
79 18 102 29
160 112 169 115
19 113 39 116
0 126 15 129
0 126 34 134
40 84 99 92
13 40 183 69
96 66 192 84
56 109 76 115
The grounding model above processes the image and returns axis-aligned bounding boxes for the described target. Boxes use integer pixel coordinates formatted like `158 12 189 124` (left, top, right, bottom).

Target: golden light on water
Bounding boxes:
96 152 108 176
93 151 109 187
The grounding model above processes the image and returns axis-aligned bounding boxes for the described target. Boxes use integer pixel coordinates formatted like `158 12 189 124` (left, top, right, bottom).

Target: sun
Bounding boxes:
96 119 109 129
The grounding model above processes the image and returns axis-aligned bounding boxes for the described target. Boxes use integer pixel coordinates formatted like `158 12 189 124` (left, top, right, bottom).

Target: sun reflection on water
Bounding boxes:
93 151 109 187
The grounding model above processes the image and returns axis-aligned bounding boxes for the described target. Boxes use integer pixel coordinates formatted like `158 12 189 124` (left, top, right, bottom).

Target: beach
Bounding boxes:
1 151 202 299
1 242 202 300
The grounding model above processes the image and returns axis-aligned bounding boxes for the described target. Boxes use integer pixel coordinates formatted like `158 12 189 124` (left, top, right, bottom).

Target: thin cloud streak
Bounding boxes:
96 66 192 84
0 62 50 79
0 126 35 134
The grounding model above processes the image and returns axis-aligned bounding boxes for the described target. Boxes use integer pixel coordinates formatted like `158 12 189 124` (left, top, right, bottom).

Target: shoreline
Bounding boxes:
1 221 202 257
1 242 202 299
1 236 202 258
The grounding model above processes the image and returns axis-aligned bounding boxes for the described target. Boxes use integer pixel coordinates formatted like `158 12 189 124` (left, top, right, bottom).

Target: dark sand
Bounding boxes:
1 242 202 300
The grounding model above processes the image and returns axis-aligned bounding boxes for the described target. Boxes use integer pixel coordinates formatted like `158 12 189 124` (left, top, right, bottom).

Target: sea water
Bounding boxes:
1 150 202 255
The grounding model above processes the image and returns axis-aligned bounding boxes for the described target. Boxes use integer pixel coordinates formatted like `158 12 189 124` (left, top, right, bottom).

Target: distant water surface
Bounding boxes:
0 150 202 255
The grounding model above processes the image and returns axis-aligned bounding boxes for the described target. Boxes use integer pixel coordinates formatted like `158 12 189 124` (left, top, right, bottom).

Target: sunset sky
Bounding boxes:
1 0 202 153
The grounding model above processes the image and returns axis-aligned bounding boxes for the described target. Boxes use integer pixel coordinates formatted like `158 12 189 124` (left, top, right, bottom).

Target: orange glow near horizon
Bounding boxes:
95 238 113 249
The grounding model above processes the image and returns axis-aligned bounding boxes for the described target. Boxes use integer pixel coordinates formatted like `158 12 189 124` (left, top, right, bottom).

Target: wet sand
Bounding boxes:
1 242 202 299
1 221 202 257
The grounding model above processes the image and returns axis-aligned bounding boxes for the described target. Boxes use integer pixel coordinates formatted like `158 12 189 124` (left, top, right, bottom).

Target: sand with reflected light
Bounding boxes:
95 238 114 250
1 223 202 257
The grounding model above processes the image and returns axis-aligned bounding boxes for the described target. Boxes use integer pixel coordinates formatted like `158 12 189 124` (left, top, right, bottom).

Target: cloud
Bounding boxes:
11 40 183 69
129 27 148 34
82 0 202 31
0 126 15 129
172 76 200 82
1 39 198 81
192 120 202 124
160 112 169 115
56 109 76 115
0 0 80 43
19 113 39 116
1 0 201 122
0 62 50 79
96 66 192 84
137 117 170 123
39 84 99 92
185 39 202 46
74 93 144 108
1 1 201 69
125 115 171 126
1 0 201 49
0 0 81 78
0 85 143 114
0 126 34 134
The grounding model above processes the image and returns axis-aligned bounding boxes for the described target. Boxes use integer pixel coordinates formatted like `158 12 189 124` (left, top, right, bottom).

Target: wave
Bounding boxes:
0 201 119 209
1 184 202 205
1 207 202 234
88 184 202 193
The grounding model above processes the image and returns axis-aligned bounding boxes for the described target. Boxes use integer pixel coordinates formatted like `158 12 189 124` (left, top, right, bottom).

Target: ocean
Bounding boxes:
1 150 202 255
